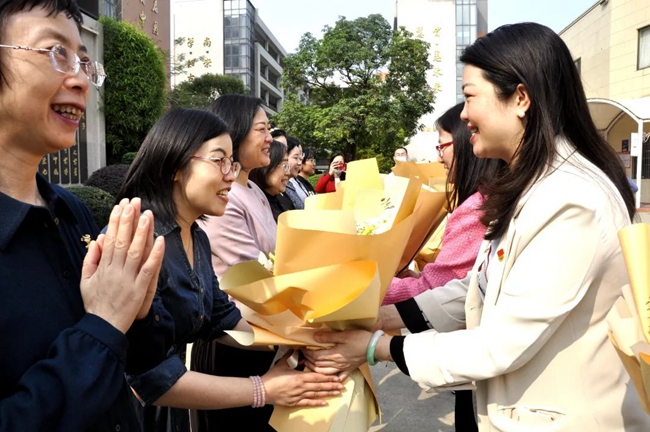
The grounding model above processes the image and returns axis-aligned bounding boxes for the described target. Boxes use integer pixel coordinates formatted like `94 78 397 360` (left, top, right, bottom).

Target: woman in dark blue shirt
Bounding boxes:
117 108 342 432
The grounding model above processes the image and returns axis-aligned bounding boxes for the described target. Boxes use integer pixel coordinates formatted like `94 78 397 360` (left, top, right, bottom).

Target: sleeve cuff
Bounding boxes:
390 336 409 376
75 314 129 364
395 299 431 333
127 355 187 405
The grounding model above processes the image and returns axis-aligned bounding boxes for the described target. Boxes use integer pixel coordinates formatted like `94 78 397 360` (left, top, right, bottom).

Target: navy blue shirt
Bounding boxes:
0 174 141 431
124 218 242 432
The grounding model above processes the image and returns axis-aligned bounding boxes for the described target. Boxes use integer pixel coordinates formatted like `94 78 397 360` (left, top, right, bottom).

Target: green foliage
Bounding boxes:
121 152 137 165
101 17 167 164
274 15 434 171
168 73 247 109
84 164 130 197
308 174 320 189
68 185 114 229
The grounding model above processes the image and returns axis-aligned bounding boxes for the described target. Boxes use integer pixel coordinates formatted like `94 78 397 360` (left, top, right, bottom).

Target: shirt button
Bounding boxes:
115 425 121 432
200 288 204 295
154 315 160 322
199 314 204 321
54 217 59 225
62 270 72 279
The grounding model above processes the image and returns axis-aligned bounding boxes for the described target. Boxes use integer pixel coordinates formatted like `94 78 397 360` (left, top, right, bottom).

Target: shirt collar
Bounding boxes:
0 174 77 250
154 215 200 237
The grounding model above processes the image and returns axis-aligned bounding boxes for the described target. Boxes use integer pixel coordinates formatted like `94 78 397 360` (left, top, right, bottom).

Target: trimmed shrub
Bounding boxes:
85 164 130 197
121 152 138 165
101 17 166 165
308 174 320 189
68 186 114 229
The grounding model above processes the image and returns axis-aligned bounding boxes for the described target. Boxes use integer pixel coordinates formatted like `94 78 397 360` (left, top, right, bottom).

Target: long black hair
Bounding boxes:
460 22 635 239
209 94 265 164
117 108 230 224
436 103 504 212
249 140 286 192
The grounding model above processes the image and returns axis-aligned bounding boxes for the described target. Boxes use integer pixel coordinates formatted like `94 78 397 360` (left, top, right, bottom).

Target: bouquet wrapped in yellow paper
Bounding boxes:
607 223 650 414
389 160 448 272
220 158 422 431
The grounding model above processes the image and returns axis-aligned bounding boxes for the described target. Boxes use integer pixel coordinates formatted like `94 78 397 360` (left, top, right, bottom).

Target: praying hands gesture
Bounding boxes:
80 198 165 334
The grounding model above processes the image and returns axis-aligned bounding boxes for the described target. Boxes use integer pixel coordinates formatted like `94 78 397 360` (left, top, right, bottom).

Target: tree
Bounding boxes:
273 14 434 173
101 17 167 164
168 73 247 109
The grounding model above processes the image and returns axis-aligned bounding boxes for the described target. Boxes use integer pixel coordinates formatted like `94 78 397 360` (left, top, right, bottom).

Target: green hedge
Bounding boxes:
121 152 138 165
101 17 166 165
68 186 114 229
84 164 130 197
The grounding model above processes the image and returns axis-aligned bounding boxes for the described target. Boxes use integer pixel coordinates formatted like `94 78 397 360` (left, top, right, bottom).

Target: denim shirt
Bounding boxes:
125 218 242 406
0 174 141 432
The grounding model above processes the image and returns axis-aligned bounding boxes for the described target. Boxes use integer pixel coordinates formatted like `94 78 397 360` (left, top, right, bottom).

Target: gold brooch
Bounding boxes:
80 234 92 249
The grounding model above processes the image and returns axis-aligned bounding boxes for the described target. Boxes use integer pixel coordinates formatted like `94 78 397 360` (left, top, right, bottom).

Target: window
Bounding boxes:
639 26 650 70
574 58 581 75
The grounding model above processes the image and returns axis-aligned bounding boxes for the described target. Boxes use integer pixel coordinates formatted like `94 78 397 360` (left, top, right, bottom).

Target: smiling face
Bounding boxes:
173 134 236 220
460 64 527 163
0 7 89 158
287 144 302 178
238 108 272 171
266 155 290 196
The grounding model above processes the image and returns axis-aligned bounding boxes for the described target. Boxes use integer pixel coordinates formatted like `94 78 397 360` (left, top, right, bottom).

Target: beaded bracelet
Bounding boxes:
249 375 266 408
366 330 385 366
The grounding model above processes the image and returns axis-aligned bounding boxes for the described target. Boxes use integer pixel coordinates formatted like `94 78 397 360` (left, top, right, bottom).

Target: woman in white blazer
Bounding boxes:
303 23 650 431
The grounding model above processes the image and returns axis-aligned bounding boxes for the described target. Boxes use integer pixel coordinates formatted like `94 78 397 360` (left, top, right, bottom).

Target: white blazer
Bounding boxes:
405 139 650 431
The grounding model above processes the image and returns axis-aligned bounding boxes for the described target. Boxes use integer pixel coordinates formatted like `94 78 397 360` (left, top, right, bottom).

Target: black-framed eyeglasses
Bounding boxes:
191 155 241 177
436 141 453 158
0 43 106 88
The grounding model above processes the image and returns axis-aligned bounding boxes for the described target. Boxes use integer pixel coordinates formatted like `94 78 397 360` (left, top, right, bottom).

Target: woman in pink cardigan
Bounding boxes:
383 103 502 306
383 103 503 432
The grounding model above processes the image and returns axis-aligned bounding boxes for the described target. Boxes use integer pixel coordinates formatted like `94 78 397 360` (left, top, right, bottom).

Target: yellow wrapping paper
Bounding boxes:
221 158 421 431
607 223 650 414
389 161 448 273
618 224 650 341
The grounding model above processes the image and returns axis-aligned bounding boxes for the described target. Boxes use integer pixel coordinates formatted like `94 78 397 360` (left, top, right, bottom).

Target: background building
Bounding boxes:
560 0 650 205
101 0 171 60
172 0 287 114
395 0 487 161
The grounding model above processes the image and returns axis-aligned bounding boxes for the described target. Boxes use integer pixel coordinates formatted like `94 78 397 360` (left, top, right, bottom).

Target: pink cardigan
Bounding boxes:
382 191 487 305
199 181 277 278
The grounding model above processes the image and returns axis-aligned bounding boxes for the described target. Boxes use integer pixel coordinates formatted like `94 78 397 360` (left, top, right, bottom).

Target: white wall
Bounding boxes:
171 0 225 87
396 0 457 162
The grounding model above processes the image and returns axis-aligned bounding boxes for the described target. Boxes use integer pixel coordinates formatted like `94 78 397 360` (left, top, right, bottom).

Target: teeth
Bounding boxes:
217 190 229 196
52 104 83 120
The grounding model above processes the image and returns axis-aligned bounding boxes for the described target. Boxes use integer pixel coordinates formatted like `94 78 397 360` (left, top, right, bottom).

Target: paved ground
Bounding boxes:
369 362 455 432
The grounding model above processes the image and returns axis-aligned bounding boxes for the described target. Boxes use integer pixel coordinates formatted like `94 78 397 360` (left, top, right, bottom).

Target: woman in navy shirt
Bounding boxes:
117 109 342 432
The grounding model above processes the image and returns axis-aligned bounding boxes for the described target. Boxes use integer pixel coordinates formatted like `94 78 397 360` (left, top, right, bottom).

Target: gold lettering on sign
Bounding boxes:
153 21 158 35
187 38 194 48
203 58 212 68
433 27 441 37
433 66 442 77
152 0 158 13
204 37 212 47
432 82 442 94
416 26 424 38
139 11 146 28
433 51 442 62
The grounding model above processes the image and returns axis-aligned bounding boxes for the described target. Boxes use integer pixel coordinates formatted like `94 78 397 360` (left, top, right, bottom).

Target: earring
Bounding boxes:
518 111 526 119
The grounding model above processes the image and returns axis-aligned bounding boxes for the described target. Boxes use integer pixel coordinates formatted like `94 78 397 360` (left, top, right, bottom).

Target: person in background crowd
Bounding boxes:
287 147 317 209
192 94 279 431
303 22 650 432
284 136 305 209
0 1 165 430
315 152 346 193
270 127 287 146
116 109 340 432
393 146 409 165
250 140 295 221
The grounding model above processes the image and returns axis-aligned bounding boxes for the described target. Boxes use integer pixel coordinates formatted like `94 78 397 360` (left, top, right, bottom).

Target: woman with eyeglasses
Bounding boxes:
116 108 342 432
0 2 166 431
250 140 295 221
191 95 284 431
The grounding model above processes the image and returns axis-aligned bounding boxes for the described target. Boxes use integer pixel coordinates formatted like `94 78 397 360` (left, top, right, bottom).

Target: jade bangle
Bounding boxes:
366 330 385 366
